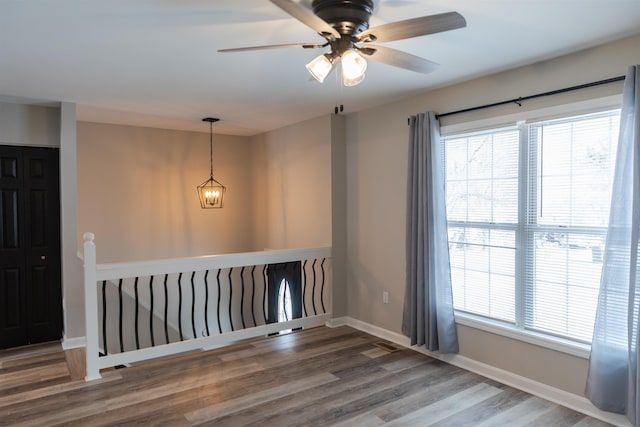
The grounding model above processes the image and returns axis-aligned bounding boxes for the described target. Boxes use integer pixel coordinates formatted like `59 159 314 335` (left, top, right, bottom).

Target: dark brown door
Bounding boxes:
0 145 62 349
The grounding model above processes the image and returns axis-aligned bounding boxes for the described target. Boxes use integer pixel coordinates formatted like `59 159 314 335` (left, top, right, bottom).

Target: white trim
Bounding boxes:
341 317 411 345
454 313 591 359
325 317 349 328
61 335 86 350
93 246 332 281
97 314 330 370
337 316 630 427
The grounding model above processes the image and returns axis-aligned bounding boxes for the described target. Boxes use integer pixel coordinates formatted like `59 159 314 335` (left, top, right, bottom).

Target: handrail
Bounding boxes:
94 246 332 281
82 232 332 381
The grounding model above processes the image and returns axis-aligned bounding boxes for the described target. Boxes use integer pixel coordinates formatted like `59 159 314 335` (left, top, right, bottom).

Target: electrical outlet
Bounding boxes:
383 291 389 304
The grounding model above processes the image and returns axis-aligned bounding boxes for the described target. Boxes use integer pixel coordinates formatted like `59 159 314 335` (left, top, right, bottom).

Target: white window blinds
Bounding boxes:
445 128 520 324
524 111 619 342
443 109 620 343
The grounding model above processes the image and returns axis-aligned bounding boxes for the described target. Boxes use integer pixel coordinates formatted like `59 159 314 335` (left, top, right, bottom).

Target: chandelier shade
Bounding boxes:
306 48 368 86
341 49 367 81
306 54 334 83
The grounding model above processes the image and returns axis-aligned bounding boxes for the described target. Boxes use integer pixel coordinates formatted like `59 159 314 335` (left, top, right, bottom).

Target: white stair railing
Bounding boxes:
82 232 332 381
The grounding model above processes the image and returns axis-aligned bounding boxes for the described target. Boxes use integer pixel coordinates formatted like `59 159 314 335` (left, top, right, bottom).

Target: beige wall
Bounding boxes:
251 115 332 250
76 116 333 262
249 114 338 315
0 103 60 147
344 33 640 396
77 122 258 263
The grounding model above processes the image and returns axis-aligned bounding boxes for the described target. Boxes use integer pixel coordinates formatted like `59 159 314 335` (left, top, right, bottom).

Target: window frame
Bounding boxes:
440 95 622 358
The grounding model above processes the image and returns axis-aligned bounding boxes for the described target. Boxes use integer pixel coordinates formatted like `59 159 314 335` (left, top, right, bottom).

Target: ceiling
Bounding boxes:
1 0 640 136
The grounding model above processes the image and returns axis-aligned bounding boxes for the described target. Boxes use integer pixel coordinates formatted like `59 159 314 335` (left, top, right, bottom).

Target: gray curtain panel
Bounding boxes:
402 112 459 354
586 65 640 425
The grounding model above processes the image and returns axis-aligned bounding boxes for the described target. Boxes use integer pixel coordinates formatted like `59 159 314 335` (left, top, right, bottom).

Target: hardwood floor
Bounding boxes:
0 326 613 426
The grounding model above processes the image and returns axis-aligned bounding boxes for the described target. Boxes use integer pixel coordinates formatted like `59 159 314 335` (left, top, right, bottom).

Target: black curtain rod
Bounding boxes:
407 75 626 124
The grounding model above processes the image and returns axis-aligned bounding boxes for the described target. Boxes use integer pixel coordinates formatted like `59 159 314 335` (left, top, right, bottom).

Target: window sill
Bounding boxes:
454 312 591 359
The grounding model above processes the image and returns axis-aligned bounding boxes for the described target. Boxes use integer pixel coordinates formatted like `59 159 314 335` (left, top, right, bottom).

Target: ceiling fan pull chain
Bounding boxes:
333 63 342 114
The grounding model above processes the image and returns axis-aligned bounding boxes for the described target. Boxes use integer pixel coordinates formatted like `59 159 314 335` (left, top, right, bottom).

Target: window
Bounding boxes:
443 109 620 343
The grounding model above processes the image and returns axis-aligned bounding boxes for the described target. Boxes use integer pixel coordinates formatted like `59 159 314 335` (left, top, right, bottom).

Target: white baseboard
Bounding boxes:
329 316 630 427
61 335 86 350
325 317 349 328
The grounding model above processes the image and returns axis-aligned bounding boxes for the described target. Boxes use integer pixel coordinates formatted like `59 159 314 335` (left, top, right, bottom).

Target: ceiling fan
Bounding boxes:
218 0 466 86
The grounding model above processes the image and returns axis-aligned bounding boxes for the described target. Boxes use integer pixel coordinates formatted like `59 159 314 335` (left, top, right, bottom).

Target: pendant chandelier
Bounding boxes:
197 117 226 209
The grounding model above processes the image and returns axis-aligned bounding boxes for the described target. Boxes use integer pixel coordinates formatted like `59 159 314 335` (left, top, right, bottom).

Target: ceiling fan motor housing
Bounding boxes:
311 0 374 36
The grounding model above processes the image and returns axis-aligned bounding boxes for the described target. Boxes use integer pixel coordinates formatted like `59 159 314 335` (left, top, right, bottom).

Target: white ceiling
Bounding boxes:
1 0 640 136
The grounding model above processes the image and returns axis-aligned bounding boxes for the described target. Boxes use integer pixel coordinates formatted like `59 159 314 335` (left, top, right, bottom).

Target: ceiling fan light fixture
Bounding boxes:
341 49 367 85
306 54 334 83
220 2 468 85
343 72 366 87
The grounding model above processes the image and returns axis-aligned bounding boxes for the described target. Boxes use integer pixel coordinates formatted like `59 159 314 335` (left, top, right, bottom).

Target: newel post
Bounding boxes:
83 232 101 381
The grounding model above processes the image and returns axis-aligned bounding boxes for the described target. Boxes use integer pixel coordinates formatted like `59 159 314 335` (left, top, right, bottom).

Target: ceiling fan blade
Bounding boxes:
218 42 325 53
359 45 439 74
358 11 466 43
270 0 341 39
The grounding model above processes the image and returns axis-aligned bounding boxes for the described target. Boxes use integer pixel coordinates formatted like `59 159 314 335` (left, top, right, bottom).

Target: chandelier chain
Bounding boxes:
209 120 214 178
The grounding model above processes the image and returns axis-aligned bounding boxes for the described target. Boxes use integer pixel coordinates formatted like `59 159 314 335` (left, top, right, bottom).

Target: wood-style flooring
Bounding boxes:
0 326 613 426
